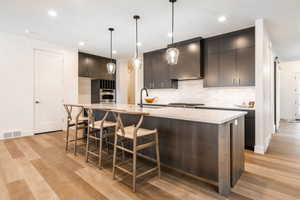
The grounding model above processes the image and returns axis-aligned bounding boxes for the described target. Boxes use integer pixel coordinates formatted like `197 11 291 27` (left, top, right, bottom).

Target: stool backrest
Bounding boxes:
64 104 85 123
86 108 110 129
111 110 145 139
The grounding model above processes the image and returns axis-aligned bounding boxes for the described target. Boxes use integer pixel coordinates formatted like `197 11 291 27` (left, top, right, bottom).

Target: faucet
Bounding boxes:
140 87 149 108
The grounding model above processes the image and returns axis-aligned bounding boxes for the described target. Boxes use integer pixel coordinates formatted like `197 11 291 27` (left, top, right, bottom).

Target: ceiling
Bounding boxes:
1 0 300 61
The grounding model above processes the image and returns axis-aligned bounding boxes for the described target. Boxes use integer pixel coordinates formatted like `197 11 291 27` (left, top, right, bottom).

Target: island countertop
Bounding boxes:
74 103 247 124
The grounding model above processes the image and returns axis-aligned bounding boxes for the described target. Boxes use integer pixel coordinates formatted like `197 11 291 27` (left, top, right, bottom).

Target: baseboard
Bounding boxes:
264 133 272 152
254 133 273 154
254 145 265 154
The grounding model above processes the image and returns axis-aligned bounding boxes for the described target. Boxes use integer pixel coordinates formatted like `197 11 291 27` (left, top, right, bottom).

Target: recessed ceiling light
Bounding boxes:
78 41 85 46
112 50 117 54
25 29 30 34
137 42 142 46
218 16 227 23
168 32 173 38
48 9 57 17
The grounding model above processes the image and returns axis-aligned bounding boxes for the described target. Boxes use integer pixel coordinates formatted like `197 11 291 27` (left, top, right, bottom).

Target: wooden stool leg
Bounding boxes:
133 137 137 192
65 121 70 152
155 131 161 178
74 122 78 156
85 125 90 162
98 128 103 169
112 133 118 180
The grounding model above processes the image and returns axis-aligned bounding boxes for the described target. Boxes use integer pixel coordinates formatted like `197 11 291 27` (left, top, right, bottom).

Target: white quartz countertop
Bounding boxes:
68 103 247 125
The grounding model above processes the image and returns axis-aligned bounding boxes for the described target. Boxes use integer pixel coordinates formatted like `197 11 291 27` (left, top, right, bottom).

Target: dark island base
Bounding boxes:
95 111 245 196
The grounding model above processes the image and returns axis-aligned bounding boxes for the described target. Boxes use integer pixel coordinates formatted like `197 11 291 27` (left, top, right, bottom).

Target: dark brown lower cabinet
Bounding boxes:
95 110 245 196
195 107 255 150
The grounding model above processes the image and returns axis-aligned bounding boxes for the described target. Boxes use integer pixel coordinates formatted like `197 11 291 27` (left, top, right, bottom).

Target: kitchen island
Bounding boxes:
73 103 246 196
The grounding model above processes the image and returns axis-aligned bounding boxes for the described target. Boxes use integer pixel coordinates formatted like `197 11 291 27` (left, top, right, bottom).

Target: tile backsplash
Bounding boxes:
147 80 255 106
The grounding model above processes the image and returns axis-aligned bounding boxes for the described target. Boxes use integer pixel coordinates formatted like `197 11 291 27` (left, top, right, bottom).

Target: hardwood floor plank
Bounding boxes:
0 159 10 200
245 162 300 187
149 177 218 200
15 158 59 200
238 172 300 199
14 138 40 161
1 121 300 200
25 136 84 172
31 159 95 200
0 141 22 183
4 139 25 159
7 180 36 200
76 167 141 200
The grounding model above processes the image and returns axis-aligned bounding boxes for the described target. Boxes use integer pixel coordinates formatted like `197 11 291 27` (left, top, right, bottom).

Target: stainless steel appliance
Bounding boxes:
100 89 115 103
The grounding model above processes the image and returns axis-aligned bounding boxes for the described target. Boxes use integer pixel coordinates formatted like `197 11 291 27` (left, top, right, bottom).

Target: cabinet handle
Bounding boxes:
239 78 240 85
232 79 235 85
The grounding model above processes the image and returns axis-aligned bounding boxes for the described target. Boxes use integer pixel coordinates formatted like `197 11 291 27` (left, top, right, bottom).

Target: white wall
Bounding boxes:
0 32 78 139
116 59 129 104
254 19 275 154
78 77 91 104
280 60 300 120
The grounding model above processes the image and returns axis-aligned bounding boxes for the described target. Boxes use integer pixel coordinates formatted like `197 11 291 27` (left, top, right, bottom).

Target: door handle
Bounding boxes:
35 100 40 104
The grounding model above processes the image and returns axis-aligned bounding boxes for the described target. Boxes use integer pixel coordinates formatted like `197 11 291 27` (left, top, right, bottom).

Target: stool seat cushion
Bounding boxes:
117 126 156 139
90 120 117 129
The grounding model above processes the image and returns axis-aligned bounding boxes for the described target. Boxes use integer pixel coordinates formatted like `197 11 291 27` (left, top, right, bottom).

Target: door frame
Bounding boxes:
33 48 65 134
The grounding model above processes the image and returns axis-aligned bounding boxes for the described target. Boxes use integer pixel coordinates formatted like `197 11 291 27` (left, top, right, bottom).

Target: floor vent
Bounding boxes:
3 131 22 139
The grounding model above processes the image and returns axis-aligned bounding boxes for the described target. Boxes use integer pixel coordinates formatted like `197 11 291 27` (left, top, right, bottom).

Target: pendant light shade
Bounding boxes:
166 47 179 65
132 15 142 70
166 0 179 65
107 28 116 74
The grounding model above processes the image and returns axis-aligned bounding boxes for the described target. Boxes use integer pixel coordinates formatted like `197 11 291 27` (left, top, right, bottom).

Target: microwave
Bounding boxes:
100 89 115 103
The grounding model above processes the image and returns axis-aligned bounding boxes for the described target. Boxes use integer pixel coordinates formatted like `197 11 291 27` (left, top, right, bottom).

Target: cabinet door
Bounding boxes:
143 53 153 89
78 53 89 77
236 47 255 86
219 50 237 86
235 28 255 49
220 35 236 52
205 38 220 54
204 53 219 87
88 56 102 78
91 80 100 104
245 117 255 150
169 41 201 80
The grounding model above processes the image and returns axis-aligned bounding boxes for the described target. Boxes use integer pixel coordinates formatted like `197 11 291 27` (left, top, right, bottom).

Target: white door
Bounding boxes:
34 49 64 133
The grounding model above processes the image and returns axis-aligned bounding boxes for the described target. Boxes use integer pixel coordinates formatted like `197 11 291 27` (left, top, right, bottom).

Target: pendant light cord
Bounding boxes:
135 17 139 58
172 1 174 44
110 30 113 62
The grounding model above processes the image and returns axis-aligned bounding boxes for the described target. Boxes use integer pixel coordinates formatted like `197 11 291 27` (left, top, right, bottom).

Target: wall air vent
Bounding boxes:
2 131 22 139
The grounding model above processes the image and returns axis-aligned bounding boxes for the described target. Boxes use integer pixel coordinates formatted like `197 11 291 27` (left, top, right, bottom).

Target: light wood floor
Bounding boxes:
1 121 300 200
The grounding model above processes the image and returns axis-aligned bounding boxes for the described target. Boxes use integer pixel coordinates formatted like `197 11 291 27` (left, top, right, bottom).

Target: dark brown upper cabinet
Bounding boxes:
143 49 178 89
78 52 115 80
204 27 255 87
168 38 203 80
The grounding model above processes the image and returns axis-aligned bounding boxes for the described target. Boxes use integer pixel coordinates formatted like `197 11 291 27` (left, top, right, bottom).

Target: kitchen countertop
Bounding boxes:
140 103 255 111
69 103 247 125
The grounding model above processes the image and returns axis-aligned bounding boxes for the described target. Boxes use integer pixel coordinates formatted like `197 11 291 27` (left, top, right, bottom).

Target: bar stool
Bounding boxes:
64 104 88 156
86 109 117 169
112 110 161 192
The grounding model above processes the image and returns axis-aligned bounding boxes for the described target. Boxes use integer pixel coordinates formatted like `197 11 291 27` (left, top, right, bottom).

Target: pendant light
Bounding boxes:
107 27 116 74
132 15 142 70
166 0 179 65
